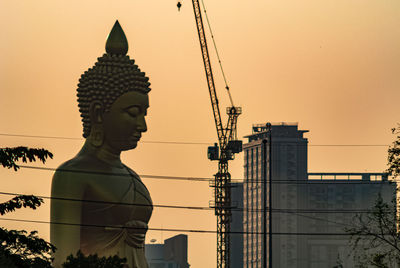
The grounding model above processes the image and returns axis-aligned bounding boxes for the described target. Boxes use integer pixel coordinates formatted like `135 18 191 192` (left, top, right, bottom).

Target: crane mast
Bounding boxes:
189 1 242 267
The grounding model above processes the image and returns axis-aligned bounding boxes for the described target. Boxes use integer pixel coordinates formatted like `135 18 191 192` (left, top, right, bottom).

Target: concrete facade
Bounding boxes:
145 234 190 268
240 123 396 267
230 182 244 268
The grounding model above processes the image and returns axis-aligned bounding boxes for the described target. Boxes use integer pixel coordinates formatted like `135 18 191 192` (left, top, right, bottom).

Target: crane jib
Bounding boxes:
190 1 242 267
192 0 224 144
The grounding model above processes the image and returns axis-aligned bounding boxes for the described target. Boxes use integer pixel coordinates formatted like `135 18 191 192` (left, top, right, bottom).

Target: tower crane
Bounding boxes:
178 1 242 267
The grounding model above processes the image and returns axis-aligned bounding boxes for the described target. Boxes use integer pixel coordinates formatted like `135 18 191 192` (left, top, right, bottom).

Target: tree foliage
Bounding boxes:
344 126 400 267
388 125 400 178
0 146 53 171
62 250 127 268
345 193 399 267
0 146 55 267
0 229 56 268
0 195 43 216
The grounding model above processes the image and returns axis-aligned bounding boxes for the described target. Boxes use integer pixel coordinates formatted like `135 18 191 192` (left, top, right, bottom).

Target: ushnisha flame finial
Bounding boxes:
106 20 129 55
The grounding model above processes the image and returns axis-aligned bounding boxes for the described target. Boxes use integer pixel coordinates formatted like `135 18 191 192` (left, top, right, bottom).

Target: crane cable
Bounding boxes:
199 0 234 107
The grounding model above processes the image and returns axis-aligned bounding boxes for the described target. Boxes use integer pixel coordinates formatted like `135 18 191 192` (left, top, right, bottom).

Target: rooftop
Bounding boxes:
244 122 308 140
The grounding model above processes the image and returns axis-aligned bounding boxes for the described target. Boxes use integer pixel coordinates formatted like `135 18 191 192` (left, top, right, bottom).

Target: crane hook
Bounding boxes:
177 1 182 11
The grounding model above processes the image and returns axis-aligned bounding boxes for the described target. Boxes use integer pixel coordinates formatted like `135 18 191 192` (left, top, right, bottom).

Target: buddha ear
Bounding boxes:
89 101 104 124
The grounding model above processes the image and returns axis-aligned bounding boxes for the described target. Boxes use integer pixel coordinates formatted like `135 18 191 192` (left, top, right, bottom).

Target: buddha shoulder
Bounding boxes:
51 154 106 192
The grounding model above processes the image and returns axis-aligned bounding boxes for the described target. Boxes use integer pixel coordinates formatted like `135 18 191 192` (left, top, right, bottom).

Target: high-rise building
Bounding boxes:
145 234 190 268
243 123 308 268
241 123 395 267
297 172 393 267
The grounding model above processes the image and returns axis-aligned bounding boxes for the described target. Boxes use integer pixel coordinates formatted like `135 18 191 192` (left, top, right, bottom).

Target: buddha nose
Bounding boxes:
137 115 147 133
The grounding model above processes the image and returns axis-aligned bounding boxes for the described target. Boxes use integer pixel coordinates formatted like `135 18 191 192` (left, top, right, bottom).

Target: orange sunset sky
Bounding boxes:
1 1 400 267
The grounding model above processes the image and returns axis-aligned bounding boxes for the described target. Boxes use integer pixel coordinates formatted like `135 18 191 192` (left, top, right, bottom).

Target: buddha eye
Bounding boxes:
126 106 140 117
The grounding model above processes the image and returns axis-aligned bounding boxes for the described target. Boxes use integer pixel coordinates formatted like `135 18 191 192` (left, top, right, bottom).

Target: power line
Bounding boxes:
0 191 211 211
285 209 353 228
18 165 211 182
0 133 391 147
0 133 211 145
0 217 365 236
241 179 397 184
0 190 387 214
0 193 391 235
17 164 398 185
0 133 82 140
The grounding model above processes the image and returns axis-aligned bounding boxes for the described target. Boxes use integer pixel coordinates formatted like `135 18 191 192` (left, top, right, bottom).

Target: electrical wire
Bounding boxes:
16 164 398 185
283 209 353 228
0 133 391 147
0 133 211 146
0 217 365 236
0 190 388 214
18 165 211 182
240 179 396 184
0 191 211 211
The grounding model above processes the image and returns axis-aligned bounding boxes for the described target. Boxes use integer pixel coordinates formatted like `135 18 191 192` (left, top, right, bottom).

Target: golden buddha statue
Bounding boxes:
50 21 153 268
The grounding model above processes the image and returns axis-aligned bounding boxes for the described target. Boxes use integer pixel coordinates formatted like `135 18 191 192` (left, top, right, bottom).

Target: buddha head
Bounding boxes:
77 21 151 151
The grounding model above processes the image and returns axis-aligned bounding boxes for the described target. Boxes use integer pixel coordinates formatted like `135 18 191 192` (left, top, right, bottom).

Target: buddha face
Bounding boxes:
102 91 149 151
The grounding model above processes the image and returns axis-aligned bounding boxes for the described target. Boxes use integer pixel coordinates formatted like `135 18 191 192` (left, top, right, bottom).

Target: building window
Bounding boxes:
245 149 249 181
251 148 254 183
256 147 259 183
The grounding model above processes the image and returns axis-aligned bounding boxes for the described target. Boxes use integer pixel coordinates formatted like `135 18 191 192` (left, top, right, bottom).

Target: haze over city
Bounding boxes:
1 1 399 267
